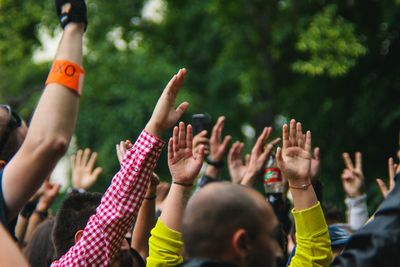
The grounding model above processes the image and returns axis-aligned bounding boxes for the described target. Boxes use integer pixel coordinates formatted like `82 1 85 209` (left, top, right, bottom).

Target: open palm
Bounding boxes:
276 119 312 184
168 122 204 184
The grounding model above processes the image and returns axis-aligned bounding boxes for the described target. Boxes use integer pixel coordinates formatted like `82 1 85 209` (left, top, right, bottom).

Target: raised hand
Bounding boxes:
71 148 102 190
168 122 205 184
276 119 312 187
36 181 61 212
241 127 280 186
193 130 209 156
209 116 231 161
341 152 364 198
310 147 321 179
227 141 250 184
376 157 400 199
146 69 189 137
116 140 133 165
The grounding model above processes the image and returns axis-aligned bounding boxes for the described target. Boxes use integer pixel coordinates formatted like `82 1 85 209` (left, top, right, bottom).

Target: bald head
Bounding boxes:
182 183 277 265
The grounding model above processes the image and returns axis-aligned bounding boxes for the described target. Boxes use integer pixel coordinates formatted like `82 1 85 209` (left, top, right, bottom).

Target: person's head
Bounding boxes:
328 224 351 258
25 218 56 267
52 192 102 259
182 182 282 267
110 248 145 267
0 105 28 168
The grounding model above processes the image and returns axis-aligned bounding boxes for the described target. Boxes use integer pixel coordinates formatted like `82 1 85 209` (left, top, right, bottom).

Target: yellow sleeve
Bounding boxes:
289 202 333 267
146 219 184 267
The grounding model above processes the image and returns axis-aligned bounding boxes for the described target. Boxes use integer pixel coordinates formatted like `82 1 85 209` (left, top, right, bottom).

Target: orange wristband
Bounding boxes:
45 60 85 95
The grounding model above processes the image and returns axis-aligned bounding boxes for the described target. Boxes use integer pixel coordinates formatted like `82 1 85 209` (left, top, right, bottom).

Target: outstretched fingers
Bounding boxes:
305 131 312 153
342 152 354 170
186 124 193 154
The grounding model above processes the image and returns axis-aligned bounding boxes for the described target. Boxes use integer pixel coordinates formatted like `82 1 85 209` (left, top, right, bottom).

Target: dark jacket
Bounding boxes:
332 173 400 266
177 259 237 267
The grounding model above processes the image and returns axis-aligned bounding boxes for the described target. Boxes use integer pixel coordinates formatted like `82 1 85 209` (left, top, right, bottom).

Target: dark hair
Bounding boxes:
182 184 265 259
114 248 145 267
0 110 22 162
25 218 56 267
52 192 102 259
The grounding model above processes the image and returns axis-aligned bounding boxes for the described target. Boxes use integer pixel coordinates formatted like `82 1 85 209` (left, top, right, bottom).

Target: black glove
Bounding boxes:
55 0 88 30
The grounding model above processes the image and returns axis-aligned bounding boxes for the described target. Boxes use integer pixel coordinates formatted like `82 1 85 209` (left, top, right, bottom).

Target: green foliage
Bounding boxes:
293 4 367 76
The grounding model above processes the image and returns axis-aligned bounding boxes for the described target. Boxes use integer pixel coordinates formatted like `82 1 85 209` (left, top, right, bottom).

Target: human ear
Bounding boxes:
231 229 250 260
74 229 84 243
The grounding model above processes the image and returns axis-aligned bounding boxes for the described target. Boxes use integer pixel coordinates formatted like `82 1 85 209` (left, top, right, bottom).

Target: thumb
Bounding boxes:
376 178 388 198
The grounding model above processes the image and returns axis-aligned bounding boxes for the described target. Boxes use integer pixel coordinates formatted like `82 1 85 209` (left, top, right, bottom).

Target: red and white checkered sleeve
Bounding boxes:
51 130 164 267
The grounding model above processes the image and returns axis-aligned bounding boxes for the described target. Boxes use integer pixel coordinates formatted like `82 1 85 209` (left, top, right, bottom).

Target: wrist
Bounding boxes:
36 202 49 213
145 121 163 138
172 180 194 189
63 23 85 33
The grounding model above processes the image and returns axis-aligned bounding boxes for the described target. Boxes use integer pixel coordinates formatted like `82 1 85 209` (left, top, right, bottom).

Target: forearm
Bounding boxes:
345 194 368 231
159 184 192 232
0 224 29 267
15 215 28 246
290 203 332 267
289 179 318 211
24 210 46 245
205 165 219 179
53 131 164 266
131 197 156 259
2 24 84 219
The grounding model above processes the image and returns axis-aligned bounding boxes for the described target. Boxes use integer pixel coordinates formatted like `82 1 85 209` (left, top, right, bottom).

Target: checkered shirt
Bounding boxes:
51 130 164 267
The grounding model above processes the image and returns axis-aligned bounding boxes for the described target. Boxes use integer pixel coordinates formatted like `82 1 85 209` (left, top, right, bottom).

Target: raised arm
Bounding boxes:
341 152 368 231
53 68 189 266
240 127 280 187
2 0 86 221
147 122 204 267
276 119 332 267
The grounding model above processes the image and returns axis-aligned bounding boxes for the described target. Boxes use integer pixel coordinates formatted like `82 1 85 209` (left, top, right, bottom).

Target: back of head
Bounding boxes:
182 183 268 260
53 192 102 259
25 218 55 267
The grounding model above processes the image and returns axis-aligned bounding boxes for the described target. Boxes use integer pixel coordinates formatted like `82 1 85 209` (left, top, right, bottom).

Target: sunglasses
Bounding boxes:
0 105 22 152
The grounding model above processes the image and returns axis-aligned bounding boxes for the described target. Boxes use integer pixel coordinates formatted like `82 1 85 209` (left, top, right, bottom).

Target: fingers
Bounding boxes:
253 127 270 152
166 68 186 97
282 124 289 150
355 152 362 171
71 154 76 169
296 122 303 148
82 148 90 166
195 144 205 163
76 149 83 167
186 124 193 153
168 138 174 160
376 178 388 198
263 137 281 157
92 167 103 178
175 102 189 119
342 152 354 170
314 147 320 160
245 153 251 166
228 142 240 164
276 147 283 168
87 151 98 171
178 122 186 149
305 131 312 153
289 119 296 147
221 135 232 151
211 116 225 142
173 126 179 153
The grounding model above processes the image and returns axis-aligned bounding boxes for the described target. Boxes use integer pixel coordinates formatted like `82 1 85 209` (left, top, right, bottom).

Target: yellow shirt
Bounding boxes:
147 202 332 267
